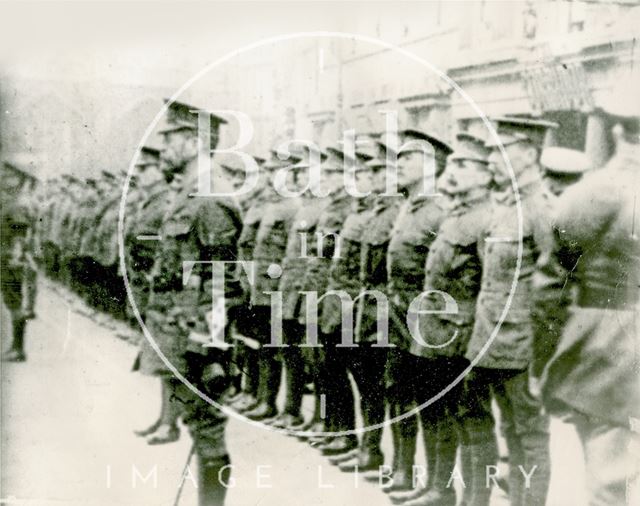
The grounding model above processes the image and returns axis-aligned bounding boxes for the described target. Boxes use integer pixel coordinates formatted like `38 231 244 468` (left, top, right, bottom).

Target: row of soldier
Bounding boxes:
9 93 638 506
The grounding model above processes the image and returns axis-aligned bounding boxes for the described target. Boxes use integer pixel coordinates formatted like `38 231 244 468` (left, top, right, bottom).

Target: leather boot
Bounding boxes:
254 349 281 405
338 445 384 473
197 455 231 506
467 439 498 506
296 420 323 441
321 435 358 456
403 421 458 506
420 416 438 493
3 318 26 362
384 407 418 494
270 413 304 430
245 402 277 421
134 419 161 437
233 394 258 412
147 424 180 445
457 443 474 506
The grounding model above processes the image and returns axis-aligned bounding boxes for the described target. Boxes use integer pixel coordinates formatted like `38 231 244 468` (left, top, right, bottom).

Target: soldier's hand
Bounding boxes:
528 373 542 400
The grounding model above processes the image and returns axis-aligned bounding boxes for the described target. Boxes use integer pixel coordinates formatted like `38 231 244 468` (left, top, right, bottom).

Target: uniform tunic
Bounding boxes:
466 174 554 369
387 192 447 350
143 176 242 376
411 195 489 359
279 193 332 322
358 194 403 344
298 189 352 331
251 192 301 308
319 197 373 337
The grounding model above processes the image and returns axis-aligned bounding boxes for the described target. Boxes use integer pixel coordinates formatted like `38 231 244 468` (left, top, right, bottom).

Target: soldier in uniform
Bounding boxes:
243 147 303 421
295 147 355 439
314 146 377 461
218 153 264 402
145 99 242 505
126 145 185 443
269 147 330 430
407 133 492 506
1 160 38 362
380 130 453 503
338 137 407 477
533 88 640 506
464 117 558 506
229 151 280 414
540 146 592 197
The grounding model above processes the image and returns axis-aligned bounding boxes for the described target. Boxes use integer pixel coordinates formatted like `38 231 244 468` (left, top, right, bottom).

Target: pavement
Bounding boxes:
1 281 588 505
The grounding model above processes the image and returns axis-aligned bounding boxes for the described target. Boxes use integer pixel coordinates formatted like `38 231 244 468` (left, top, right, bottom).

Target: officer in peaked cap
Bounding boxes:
371 130 452 502
399 128 453 162
533 76 640 506
133 146 163 188
158 98 227 172
450 132 491 162
464 115 557 506
540 146 592 197
485 116 557 147
128 143 180 443
124 145 164 338
146 97 241 505
440 132 492 194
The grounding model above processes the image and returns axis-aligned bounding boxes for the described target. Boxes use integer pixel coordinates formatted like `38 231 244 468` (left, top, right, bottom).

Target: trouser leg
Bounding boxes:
387 350 418 490
321 334 354 432
493 369 550 506
349 346 386 458
250 307 281 410
162 377 181 426
178 379 229 506
282 320 304 417
197 454 231 506
257 347 281 408
11 316 26 352
458 368 498 506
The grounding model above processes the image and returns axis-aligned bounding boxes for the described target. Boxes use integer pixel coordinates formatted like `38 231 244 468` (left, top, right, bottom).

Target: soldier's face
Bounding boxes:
397 151 433 187
370 167 386 190
354 169 373 194
136 164 162 187
543 173 582 196
489 142 538 188
443 158 491 194
322 170 344 194
162 130 198 167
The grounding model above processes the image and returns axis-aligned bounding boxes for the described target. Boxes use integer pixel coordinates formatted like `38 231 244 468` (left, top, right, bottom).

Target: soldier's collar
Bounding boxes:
328 187 350 203
493 168 542 204
448 187 489 215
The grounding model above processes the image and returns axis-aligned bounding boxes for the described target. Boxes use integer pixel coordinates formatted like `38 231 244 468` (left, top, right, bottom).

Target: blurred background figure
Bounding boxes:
1 157 39 362
540 146 592 197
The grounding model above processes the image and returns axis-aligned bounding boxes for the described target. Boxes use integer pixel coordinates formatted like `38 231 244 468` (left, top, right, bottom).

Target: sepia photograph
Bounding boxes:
1 1 639 505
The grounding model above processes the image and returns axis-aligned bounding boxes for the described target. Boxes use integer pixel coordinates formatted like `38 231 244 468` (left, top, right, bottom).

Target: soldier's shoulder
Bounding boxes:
440 204 488 246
